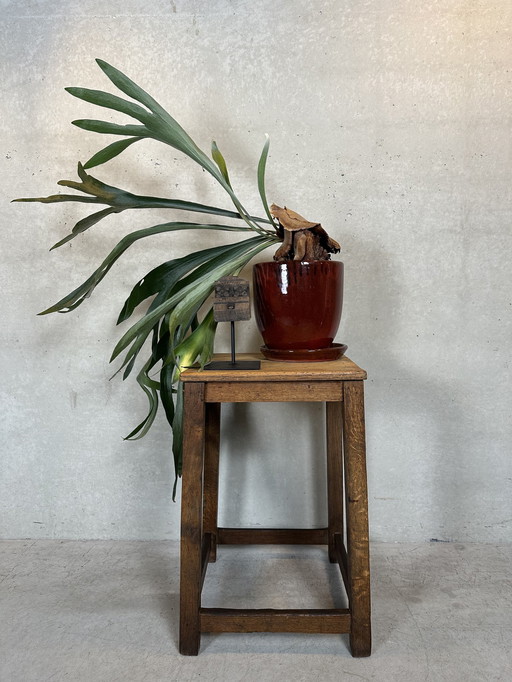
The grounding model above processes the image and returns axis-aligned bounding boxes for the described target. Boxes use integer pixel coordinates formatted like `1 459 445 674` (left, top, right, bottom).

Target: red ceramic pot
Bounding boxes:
253 260 346 361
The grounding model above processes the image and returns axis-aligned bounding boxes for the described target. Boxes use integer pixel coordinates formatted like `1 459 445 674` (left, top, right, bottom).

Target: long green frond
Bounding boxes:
110 236 272 362
123 356 160 440
50 207 119 249
66 87 152 124
39 223 264 315
117 242 247 323
72 119 149 137
94 60 221 179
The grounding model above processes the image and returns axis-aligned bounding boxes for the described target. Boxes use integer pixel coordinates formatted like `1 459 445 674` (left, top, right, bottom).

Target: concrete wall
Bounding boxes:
1 0 511 541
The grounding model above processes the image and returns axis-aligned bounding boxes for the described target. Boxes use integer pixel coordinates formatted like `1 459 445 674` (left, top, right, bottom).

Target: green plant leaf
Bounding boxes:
65 61 276 237
211 141 231 186
72 119 149 137
57 162 123 199
166 239 271 347
172 381 184 497
174 307 217 373
160 360 175 427
123 356 160 440
111 236 270 380
66 87 152 123
257 134 278 228
96 59 178 126
20 59 288 500
117 242 246 324
122 322 179 436
91 60 269 232
13 194 100 205
94 60 220 177
83 137 144 169
119 313 167 382
38 222 263 315
167 304 215 492
169 307 217 493
50 207 119 249
15 164 271 230
111 236 272 363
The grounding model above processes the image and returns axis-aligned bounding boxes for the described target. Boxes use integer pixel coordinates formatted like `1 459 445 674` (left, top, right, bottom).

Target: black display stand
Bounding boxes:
204 321 260 371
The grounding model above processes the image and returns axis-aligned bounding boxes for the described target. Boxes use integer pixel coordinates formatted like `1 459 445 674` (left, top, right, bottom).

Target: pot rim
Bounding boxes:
254 259 343 268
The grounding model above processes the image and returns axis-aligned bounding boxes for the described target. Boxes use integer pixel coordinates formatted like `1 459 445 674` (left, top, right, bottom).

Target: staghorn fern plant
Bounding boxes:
16 59 281 496
16 59 339 497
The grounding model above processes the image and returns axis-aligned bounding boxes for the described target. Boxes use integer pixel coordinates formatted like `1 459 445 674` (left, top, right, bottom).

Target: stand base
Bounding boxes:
260 343 347 362
204 360 261 371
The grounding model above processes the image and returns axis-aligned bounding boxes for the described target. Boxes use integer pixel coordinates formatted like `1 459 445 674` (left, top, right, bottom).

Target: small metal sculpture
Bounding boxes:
204 276 260 370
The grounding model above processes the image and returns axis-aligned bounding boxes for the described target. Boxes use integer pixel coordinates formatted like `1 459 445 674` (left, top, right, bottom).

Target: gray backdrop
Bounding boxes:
1 0 511 542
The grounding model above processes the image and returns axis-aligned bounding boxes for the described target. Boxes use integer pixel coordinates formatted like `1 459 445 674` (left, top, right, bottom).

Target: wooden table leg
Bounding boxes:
203 402 221 562
342 380 372 657
326 401 343 563
180 382 206 656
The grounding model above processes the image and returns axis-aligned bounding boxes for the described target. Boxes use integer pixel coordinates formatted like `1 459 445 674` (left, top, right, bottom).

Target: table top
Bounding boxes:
181 353 367 383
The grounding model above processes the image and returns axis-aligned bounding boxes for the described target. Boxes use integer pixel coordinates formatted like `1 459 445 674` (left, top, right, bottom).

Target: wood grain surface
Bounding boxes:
200 608 351 634
179 357 371 657
181 354 366 383
342 380 372 657
179 382 205 656
204 380 343 403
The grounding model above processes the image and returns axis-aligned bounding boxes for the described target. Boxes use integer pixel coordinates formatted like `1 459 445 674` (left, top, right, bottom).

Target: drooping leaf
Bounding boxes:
117 242 246 324
172 381 184 498
166 309 217 494
110 236 271 363
119 314 167 383
50 207 119 249
160 360 175 427
111 328 154 379
20 59 288 502
123 356 160 440
38 223 267 315
122 354 137 381
166 239 271 345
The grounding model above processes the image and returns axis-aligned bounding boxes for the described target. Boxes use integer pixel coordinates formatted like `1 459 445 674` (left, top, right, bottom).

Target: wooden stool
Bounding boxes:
179 354 371 657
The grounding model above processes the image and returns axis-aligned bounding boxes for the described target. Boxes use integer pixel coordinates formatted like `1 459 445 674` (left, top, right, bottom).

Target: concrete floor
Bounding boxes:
1 541 511 681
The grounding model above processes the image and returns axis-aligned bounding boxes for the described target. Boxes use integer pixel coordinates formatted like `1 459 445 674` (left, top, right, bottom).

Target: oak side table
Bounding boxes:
179 353 371 657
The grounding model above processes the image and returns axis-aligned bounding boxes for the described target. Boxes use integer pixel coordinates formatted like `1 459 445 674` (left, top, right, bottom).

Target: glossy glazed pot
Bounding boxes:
253 260 346 361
